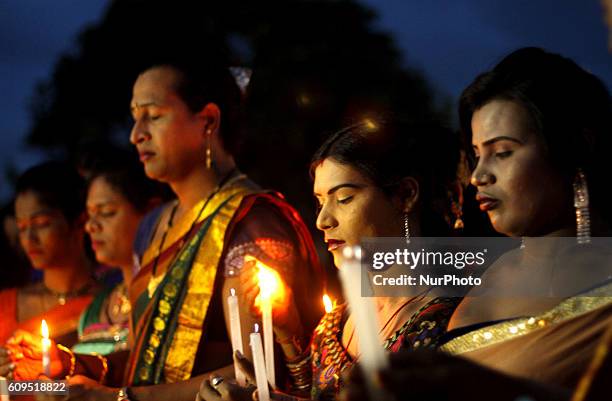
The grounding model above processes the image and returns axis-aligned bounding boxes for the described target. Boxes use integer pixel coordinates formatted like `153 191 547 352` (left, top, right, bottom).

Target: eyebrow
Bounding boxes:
473 135 524 149
130 101 158 112
16 210 54 221
314 183 364 197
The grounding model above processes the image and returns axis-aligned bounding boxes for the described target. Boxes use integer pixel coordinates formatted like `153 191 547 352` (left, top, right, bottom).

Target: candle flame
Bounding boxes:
254 323 259 333
41 319 49 339
257 264 279 300
230 288 236 297
323 294 333 313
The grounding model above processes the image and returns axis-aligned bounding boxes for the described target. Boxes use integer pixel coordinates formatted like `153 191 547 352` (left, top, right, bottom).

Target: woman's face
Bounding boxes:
85 177 144 269
314 158 402 268
471 99 572 237
15 191 81 269
129 66 206 183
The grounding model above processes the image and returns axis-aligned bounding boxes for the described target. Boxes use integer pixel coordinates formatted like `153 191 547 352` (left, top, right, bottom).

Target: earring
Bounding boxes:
450 186 464 230
205 129 212 169
573 168 591 245
404 213 410 244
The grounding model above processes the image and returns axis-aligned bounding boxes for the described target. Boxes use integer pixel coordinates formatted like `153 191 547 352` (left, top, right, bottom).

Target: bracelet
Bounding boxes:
56 344 76 379
91 353 109 384
117 387 132 401
285 351 312 394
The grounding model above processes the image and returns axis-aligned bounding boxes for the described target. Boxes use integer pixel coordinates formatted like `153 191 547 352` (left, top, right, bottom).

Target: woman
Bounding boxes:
342 47 612 401
0 162 97 348
0 59 323 401
75 155 167 355
199 119 465 401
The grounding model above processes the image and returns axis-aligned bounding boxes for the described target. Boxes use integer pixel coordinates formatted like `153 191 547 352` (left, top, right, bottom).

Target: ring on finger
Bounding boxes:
210 376 224 387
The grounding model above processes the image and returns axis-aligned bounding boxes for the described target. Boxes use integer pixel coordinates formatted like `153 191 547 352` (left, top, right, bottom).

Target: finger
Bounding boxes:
199 378 221 401
234 351 257 384
0 362 15 377
210 376 233 399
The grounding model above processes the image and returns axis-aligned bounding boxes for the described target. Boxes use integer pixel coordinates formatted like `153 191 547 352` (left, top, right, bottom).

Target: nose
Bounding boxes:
130 117 149 145
20 226 38 246
85 216 101 234
470 161 496 187
315 203 338 232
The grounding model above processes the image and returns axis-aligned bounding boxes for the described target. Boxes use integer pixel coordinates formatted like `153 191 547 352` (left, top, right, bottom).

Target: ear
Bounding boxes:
199 103 222 137
397 177 419 213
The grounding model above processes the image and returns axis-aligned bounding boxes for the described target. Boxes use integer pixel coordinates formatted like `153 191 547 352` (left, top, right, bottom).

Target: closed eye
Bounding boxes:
495 150 512 159
337 196 353 205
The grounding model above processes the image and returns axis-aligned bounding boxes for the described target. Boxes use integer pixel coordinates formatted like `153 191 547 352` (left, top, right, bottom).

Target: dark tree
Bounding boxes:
25 0 448 290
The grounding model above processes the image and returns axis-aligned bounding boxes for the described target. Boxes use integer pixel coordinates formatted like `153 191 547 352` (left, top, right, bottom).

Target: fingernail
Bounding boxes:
235 350 244 359
9 363 15 370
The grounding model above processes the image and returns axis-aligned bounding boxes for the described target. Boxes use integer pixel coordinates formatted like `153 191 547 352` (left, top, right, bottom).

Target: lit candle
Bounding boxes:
227 288 246 386
41 319 51 378
0 376 9 401
249 324 270 401
339 246 388 401
257 265 276 389
323 294 333 314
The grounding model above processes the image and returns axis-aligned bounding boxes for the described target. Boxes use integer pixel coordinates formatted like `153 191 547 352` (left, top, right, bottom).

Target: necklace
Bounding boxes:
42 279 96 306
146 169 241 298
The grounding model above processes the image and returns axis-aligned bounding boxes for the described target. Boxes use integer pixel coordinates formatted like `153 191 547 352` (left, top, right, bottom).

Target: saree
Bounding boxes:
0 286 93 345
440 282 612 390
125 174 322 385
311 297 460 401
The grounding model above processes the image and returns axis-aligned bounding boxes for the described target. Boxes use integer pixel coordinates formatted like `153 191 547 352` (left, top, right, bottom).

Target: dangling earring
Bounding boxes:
451 187 464 230
205 129 212 169
573 168 591 245
404 213 410 244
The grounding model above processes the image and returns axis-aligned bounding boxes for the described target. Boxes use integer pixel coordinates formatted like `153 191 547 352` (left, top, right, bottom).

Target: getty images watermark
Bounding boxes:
358 237 612 298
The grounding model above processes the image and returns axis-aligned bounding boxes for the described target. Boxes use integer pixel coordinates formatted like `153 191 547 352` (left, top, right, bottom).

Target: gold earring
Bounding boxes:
205 129 212 169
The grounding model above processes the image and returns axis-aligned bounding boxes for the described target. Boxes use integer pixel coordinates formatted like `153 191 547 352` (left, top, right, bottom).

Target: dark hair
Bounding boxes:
459 47 612 224
87 151 172 213
311 119 461 235
138 58 244 156
15 161 86 224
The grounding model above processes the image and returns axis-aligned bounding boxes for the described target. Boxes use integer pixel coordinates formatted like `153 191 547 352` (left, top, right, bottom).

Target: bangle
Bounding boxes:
91 353 109 384
117 387 132 401
57 344 76 379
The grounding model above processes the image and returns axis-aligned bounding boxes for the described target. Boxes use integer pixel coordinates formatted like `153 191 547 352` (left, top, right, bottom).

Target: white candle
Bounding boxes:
41 319 51 378
339 246 388 401
257 266 276 389
250 325 270 401
0 376 9 401
227 288 246 386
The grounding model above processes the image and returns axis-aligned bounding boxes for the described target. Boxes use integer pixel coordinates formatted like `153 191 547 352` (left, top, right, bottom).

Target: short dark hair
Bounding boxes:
459 47 612 224
311 119 461 235
15 161 86 223
87 150 172 213
138 59 244 156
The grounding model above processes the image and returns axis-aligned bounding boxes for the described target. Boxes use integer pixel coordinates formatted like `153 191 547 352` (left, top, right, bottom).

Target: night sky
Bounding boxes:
1 0 611 201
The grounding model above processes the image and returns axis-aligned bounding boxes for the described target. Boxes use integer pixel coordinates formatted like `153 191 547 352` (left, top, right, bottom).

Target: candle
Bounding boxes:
257 265 276 389
227 288 246 386
250 325 270 401
41 319 51 378
0 376 9 401
339 246 388 401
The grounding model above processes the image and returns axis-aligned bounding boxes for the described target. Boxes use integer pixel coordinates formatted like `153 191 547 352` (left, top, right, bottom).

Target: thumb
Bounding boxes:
234 351 256 384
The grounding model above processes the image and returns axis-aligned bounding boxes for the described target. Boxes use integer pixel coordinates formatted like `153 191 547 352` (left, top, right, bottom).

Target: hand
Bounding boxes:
196 375 255 401
339 350 528 401
62 375 117 401
240 258 300 334
0 346 16 379
4 330 66 380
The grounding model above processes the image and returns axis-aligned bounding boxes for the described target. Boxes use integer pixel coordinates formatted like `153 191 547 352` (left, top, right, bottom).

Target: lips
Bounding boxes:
26 248 44 258
138 150 156 162
325 239 346 251
91 240 105 251
476 193 500 212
